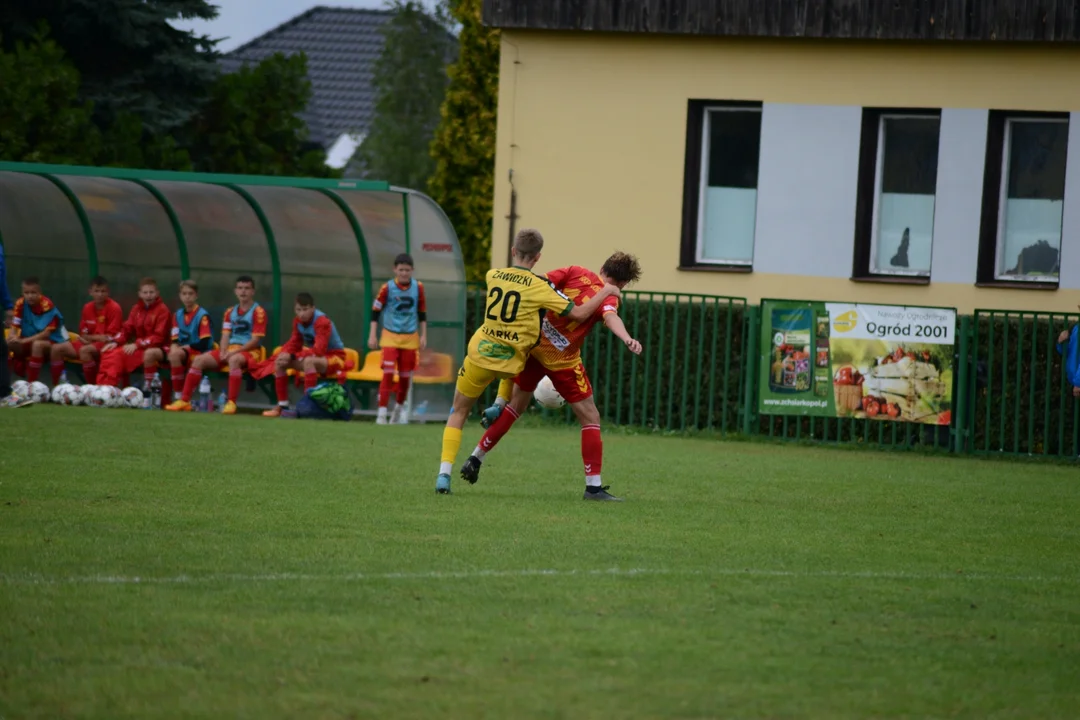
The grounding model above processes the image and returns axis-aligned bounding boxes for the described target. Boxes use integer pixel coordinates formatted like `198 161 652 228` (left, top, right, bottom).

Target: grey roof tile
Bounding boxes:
221 6 393 148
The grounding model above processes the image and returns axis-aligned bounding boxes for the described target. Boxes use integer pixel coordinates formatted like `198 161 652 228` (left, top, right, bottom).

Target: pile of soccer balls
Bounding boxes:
10 380 145 409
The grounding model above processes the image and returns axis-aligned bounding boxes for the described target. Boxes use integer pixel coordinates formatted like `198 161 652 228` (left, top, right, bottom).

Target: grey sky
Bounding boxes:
172 0 440 53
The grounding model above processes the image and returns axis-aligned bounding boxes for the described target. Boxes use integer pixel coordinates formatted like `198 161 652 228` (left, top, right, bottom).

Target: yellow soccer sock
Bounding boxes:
440 426 463 472
497 378 513 404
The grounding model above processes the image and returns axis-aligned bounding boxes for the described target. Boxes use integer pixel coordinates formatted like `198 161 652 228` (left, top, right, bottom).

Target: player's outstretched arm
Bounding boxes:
603 313 642 355
567 284 621 322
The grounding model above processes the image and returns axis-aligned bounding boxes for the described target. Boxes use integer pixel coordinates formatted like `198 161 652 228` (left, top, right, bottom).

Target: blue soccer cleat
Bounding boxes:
436 473 452 495
480 403 503 429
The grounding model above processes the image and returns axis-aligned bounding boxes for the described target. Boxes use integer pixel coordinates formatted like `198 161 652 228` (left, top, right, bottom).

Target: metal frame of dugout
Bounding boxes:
0 161 467 419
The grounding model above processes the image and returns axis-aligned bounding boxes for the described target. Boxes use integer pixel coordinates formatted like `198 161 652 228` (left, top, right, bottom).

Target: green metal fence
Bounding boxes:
465 284 1080 462
968 309 1080 458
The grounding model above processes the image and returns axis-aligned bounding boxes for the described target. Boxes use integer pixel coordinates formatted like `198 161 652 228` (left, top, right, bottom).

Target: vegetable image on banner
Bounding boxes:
759 300 956 425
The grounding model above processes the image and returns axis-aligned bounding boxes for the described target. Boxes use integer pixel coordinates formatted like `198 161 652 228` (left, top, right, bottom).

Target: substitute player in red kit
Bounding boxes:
461 252 643 501
252 292 348 417
49 276 123 385
167 275 267 415
368 253 427 425
96 278 172 399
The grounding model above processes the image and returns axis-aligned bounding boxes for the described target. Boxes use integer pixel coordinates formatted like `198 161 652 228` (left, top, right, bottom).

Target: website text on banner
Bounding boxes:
758 300 956 425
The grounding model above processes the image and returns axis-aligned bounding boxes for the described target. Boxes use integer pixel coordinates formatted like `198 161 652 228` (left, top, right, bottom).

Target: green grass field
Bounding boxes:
2 406 1079 719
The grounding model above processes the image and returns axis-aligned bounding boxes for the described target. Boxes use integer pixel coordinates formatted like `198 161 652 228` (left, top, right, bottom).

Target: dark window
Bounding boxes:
680 100 763 271
977 112 1069 285
852 109 941 283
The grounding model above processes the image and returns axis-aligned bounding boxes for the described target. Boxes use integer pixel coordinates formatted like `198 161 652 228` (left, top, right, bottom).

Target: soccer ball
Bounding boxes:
120 387 144 409
52 383 79 405
75 385 96 406
533 375 566 410
11 379 30 398
103 386 124 408
28 381 51 403
87 386 112 408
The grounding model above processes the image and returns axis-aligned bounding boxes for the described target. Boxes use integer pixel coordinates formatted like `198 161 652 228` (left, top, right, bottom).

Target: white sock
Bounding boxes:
439 461 452 476
494 397 507 408
377 406 388 416
472 446 486 461
586 475 602 487
278 400 289 407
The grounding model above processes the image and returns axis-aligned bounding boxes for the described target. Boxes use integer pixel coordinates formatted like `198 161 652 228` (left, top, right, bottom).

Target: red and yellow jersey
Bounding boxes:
79 299 124 339
531 266 619 370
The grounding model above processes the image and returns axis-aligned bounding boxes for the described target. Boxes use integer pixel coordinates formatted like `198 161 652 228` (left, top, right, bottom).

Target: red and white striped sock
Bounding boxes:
581 424 602 486
473 405 520 460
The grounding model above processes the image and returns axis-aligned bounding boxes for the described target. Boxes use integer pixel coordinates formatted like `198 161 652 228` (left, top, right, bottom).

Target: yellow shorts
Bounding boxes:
455 356 515 399
380 329 420 350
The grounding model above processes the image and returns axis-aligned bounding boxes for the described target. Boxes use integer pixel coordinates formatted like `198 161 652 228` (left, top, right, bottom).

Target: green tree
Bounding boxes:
185 52 336 177
427 0 499 282
0 0 219 137
353 0 457 190
0 30 101 164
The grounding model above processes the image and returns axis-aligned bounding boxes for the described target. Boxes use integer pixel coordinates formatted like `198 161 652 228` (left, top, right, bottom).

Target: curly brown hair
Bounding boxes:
600 251 642 286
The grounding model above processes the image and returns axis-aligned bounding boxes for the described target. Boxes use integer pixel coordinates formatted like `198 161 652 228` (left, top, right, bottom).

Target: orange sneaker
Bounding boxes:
165 399 192 412
222 400 238 415
262 405 283 417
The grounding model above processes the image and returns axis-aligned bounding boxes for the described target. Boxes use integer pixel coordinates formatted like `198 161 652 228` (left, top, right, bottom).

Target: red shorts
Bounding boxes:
514 356 593 404
250 348 349 379
205 347 261 370
114 347 167 374
380 347 418 374
70 339 106 355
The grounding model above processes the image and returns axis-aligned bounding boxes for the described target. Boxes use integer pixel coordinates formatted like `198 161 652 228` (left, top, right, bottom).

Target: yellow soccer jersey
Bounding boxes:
467 266 574 375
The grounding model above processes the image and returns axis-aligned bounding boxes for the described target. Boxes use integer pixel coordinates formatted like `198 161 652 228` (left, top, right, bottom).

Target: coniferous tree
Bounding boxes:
427 0 499 282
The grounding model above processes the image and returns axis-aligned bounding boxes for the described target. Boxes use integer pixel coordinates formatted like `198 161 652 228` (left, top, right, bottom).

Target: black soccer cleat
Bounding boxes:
583 485 623 501
460 455 482 485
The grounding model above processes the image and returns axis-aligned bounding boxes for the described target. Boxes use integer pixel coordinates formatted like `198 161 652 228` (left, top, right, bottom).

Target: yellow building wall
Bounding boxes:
491 32 1080 313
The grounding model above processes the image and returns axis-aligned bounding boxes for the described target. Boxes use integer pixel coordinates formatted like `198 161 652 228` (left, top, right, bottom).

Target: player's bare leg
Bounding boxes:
49 341 76 385
168 351 214 412
27 339 52 383
437 389 481 494
78 343 101 384
462 383 530 485
301 355 327 392
263 352 297 417
222 353 249 414
568 398 620 501
167 346 188 401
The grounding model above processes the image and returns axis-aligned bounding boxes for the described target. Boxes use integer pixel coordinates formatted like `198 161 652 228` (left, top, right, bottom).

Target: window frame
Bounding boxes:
851 107 941 285
977 110 1070 289
679 100 763 273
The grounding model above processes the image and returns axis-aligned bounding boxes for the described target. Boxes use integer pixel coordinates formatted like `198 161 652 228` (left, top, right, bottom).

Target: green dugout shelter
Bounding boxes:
0 162 467 415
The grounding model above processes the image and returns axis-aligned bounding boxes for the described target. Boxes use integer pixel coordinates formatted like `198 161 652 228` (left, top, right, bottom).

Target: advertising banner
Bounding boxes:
759 300 956 425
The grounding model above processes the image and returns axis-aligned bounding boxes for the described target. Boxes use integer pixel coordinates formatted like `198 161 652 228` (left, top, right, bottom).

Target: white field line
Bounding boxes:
1 567 1077 586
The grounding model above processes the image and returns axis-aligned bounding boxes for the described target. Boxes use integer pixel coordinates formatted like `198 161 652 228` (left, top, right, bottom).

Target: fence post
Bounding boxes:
955 314 972 454
741 304 759 437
